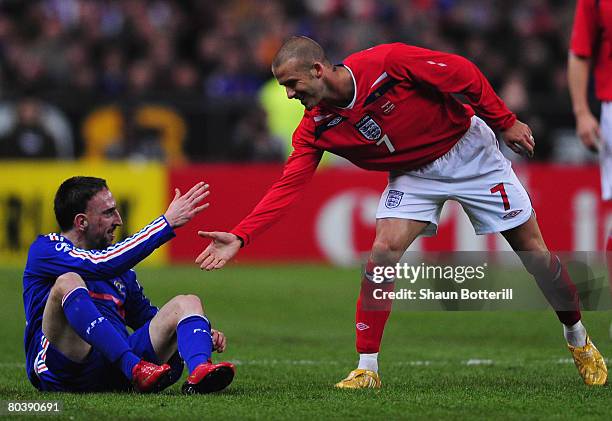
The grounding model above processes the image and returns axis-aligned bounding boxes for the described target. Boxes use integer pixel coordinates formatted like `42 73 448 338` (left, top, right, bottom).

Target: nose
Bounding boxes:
286 87 296 99
114 209 123 226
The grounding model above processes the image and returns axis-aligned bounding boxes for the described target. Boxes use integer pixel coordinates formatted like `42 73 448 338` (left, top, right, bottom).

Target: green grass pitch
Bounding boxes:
1 265 610 420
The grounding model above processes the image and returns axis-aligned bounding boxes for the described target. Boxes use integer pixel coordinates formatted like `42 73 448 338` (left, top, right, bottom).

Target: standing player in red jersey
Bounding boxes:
197 36 608 387
568 0 612 338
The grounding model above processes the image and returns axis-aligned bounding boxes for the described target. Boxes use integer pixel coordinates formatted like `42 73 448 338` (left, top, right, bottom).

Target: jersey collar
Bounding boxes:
337 64 357 110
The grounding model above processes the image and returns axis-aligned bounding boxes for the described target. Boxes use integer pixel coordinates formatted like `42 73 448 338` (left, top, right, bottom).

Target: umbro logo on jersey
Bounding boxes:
356 322 370 331
355 115 382 141
314 115 346 139
502 209 523 220
327 116 343 127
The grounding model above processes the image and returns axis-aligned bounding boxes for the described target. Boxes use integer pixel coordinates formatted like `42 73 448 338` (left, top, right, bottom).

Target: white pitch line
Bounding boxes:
2 358 606 369
228 358 602 367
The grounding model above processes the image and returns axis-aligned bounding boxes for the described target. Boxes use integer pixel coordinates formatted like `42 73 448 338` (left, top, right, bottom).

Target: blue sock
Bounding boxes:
62 287 140 379
177 315 213 373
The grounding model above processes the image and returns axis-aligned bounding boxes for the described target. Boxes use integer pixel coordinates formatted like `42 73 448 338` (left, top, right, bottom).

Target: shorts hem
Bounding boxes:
375 213 436 225
375 213 438 237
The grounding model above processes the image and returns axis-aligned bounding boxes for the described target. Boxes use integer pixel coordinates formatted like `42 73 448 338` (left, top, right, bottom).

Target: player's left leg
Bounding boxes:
146 295 234 394
504 218 609 385
446 116 606 385
503 215 608 385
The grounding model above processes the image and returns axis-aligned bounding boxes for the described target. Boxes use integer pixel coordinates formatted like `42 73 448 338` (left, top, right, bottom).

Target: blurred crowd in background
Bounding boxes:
0 0 596 164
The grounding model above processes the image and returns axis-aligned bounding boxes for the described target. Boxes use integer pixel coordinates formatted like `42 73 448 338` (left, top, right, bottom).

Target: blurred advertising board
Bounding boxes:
0 162 167 266
170 164 612 266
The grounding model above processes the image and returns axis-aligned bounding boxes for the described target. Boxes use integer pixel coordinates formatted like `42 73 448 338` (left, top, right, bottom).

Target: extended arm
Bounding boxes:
196 135 322 271
30 182 210 280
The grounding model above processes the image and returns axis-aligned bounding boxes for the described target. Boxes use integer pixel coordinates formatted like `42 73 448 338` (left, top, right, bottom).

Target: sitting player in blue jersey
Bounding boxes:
23 176 235 393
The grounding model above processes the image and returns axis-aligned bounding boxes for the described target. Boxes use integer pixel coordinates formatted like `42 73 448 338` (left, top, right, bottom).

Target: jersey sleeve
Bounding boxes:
569 0 599 58
124 270 158 330
26 216 175 281
385 43 516 131
230 116 322 246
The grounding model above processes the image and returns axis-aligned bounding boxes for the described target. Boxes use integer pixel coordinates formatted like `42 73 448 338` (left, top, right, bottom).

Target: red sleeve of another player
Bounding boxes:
569 0 598 58
230 118 322 246
385 44 516 131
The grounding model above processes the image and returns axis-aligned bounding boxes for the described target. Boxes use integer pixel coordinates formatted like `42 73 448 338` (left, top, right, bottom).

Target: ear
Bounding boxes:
74 214 88 231
312 62 324 79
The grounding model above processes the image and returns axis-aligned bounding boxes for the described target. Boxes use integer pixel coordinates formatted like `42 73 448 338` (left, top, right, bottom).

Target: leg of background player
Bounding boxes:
502 215 607 385
598 103 612 339
335 218 428 389
607 234 612 339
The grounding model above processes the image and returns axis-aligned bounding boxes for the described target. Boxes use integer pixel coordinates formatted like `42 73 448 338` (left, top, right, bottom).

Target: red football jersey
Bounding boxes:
570 0 612 100
232 43 516 245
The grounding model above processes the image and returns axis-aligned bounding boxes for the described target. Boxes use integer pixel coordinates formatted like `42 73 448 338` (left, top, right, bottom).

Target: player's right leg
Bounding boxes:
40 272 171 392
335 218 429 389
145 294 234 394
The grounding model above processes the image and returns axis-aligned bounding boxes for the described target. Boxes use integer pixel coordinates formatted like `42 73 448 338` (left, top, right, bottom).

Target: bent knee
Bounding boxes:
175 294 204 314
371 240 405 265
51 272 86 300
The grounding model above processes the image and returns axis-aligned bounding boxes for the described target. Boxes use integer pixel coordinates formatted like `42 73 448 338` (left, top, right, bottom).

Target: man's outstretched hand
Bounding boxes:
164 182 210 229
196 231 241 271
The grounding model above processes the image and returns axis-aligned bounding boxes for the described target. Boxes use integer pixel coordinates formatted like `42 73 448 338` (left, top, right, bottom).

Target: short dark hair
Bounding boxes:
54 176 108 231
272 36 330 71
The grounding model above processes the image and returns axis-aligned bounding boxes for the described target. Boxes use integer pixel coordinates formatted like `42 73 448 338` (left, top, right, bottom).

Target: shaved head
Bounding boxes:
272 36 347 110
272 36 330 72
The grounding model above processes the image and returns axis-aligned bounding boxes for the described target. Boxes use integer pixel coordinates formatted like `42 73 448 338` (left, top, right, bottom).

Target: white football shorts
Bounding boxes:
376 116 533 236
598 101 612 200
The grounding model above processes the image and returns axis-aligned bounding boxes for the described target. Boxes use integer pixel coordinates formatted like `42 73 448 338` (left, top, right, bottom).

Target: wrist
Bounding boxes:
163 214 173 228
573 107 592 118
233 234 244 248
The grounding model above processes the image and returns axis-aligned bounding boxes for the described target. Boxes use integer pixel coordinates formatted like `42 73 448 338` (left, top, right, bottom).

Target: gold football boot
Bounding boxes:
334 369 381 389
568 336 608 386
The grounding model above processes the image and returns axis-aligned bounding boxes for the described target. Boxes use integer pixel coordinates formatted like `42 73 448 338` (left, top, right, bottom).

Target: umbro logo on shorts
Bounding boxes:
502 209 523 220
385 190 404 208
356 323 370 331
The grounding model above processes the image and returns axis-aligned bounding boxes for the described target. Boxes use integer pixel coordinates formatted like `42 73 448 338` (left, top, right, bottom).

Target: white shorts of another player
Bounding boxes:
376 116 533 236
598 101 612 200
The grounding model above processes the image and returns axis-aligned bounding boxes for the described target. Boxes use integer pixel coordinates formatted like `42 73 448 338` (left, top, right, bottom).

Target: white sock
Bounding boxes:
564 320 587 347
357 353 378 372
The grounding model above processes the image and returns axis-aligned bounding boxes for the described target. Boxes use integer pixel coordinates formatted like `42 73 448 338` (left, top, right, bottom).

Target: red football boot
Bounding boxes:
132 360 173 393
181 361 235 394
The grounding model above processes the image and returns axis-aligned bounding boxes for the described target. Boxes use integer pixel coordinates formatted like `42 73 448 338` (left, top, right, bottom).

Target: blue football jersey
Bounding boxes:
22 216 175 381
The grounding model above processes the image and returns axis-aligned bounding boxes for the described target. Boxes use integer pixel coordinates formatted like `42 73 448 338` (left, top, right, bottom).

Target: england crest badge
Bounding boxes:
385 190 404 208
355 115 382 141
